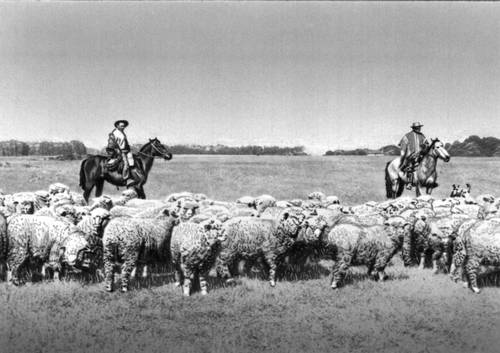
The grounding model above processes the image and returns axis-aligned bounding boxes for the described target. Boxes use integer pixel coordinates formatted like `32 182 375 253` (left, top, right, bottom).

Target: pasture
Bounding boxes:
1 155 500 353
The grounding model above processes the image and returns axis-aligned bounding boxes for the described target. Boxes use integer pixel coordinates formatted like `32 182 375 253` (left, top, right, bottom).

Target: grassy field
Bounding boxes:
1 154 499 203
1 155 500 353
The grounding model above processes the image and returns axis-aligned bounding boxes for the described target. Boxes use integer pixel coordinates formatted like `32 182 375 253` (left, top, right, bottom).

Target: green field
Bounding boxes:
1 155 500 353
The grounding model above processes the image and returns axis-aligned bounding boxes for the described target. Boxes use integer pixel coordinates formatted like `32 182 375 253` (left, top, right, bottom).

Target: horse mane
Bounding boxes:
139 138 157 153
421 138 439 156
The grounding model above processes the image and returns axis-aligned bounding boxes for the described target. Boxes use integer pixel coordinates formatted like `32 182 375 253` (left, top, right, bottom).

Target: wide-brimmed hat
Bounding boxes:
114 120 129 128
411 122 423 128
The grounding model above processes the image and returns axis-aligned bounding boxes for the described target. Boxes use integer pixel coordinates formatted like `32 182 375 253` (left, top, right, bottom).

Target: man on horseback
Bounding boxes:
106 120 137 180
398 122 428 189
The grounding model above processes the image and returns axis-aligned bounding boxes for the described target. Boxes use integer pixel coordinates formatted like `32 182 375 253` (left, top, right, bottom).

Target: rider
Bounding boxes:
398 122 428 188
106 120 135 179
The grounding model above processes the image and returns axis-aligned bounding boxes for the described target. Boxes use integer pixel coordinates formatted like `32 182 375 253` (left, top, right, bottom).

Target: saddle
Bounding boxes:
104 156 124 173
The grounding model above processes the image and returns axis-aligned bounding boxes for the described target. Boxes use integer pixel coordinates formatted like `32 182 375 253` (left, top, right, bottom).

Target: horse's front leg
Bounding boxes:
415 183 422 197
392 180 399 199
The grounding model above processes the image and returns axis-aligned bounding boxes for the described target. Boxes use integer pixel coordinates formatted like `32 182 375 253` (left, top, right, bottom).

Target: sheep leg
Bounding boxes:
373 251 391 281
182 264 192 296
331 252 352 289
431 250 441 274
120 253 137 293
215 256 235 284
103 245 115 292
264 253 278 287
418 253 426 270
465 258 480 294
173 261 183 287
199 272 208 295
7 250 29 286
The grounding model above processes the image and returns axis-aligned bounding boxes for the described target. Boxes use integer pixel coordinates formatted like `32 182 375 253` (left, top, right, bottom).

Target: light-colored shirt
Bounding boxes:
112 129 128 151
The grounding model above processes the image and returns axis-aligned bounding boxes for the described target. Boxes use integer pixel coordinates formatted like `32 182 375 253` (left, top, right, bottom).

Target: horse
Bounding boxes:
385 138 450 199
79 138 172 202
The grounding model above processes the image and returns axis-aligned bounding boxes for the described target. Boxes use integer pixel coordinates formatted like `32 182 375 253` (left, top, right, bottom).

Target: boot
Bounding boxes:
398 169 408 183
122 162 130 180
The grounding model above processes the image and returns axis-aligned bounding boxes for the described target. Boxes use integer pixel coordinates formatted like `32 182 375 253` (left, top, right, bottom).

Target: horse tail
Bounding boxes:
385 161 393 198
79 159 87 190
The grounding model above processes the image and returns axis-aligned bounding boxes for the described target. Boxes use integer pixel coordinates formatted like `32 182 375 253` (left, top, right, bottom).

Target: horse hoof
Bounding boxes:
472 287 481 294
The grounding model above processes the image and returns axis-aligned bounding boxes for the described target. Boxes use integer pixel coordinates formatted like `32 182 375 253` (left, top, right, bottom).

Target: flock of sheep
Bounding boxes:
0 183 499 295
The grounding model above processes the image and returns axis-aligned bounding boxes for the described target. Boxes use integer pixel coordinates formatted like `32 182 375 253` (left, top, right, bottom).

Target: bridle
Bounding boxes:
136 140 169 158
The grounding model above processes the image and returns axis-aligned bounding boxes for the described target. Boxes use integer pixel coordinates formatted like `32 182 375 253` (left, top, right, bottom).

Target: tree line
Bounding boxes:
0 140 87 158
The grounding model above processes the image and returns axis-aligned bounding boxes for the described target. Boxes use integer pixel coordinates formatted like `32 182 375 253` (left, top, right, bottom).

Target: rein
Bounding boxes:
137 141 168 158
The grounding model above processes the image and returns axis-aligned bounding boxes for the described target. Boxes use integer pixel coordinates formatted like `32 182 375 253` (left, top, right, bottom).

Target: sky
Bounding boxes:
0 2 499 154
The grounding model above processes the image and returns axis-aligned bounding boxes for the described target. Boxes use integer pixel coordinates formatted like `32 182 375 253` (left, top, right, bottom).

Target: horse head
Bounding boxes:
147 138 173 160
428 138 450 162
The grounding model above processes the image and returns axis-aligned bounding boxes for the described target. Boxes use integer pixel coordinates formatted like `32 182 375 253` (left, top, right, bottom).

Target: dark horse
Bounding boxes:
79 138 172 202
385 138 450 199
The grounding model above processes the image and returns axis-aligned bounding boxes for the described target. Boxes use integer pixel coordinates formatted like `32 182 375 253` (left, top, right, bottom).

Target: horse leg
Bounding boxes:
95 179 105 198
83 185 94 204
415 183 422 197
134 186 146 199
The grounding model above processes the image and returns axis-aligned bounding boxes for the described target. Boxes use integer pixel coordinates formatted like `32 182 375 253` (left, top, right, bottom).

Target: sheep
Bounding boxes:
450 219 500 293
112 189 139 206
254 194 276 214
165 191 196 203
215 210 306 287
308 191 326 202
450 204 483 219
236 196 256 208
176 199 200 222
89 195 114 211
411 214 473 273
34 203 79 225
102 209 179 292
5 215 103 284
109 205 143 218
323 196 340 207
170 218 226 296
124 198 167 208
325 216 411 289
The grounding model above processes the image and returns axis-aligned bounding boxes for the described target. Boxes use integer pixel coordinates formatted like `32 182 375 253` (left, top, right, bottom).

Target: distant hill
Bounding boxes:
445 135 500 157
325 136 500 157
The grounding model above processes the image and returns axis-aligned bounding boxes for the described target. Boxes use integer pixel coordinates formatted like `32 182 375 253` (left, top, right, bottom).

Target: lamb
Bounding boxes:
102 209 179 292
170 218 226 296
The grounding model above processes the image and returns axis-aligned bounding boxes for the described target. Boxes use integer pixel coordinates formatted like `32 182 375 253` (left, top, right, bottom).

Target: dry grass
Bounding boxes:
1 155 500 353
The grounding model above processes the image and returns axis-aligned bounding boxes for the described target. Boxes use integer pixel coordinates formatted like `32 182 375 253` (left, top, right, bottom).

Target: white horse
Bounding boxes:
385 139 451 198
